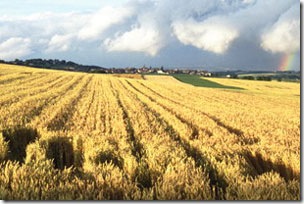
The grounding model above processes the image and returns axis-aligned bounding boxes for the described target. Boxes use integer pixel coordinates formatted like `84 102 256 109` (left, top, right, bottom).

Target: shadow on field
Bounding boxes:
46 137 75 170
243 151 299 182
93 150 124 170
2 126 39 163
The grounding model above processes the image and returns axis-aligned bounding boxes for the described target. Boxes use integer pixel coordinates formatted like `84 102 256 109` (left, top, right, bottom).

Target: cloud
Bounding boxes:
104 25 163 56
103 0 168 56
242 0 255 4
78 6 134 41
46 34 75 52
261 4 300 54
0 0 300 70
0 12 87 44
172 18 239 54
0 37 32 60
261 20 299 54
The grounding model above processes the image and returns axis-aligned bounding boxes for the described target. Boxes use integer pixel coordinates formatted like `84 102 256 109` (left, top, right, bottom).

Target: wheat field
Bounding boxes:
0 63 300 200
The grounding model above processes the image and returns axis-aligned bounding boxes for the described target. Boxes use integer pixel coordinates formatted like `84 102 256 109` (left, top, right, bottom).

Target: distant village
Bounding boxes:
1 58 300 81
1 58 212 76
92 66 212 77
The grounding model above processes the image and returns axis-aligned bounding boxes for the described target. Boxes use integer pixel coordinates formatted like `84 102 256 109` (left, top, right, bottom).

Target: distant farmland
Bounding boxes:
0 64 300 200
172 74 244 89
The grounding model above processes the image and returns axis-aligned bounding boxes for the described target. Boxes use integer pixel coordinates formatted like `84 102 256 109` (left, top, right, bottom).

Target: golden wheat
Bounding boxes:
0 63 300 200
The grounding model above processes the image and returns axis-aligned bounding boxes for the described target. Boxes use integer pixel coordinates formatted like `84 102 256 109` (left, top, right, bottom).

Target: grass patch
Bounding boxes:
172 74 244 89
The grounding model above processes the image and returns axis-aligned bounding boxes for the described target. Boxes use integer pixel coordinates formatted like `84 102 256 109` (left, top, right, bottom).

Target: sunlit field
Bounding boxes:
0 64 300 200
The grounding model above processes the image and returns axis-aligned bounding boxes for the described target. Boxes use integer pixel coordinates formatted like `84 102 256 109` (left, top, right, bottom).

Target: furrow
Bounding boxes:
29 75 87 129
0 72 47 94
0 74 68 107
118 79 217 199
137 81 248 144
66 76 98 132
45 75 92 131
0 75 84 128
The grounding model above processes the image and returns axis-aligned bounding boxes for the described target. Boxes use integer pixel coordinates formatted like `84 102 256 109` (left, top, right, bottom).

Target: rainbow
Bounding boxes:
278 53 296 71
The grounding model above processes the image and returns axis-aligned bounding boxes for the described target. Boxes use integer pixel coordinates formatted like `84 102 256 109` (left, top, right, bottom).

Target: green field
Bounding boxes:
237 72 300 82
172 74 244 89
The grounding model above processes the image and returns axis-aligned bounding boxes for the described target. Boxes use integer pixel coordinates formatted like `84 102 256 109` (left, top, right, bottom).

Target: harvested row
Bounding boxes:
67 76 99 133
0 75 84 128
121 78 299 199
0 72 29 85
0 74 68 108
42 75 92 131
0 72 48 95
141 78 300 177
114 78 213 199
134 80 248 147
66 76 139 194
29 75 88 129
83 77 139 181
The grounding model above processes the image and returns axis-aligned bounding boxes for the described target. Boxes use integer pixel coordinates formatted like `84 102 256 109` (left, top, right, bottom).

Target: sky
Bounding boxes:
0 0 300 71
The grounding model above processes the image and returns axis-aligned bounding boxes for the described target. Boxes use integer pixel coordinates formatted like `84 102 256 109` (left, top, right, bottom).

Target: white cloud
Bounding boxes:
0 37 32 60
46 34 75 52
104 25 163 56
0 0 298 57
261 4 300 54
261 20 299 54
242 0 255 4
0 0 300 69
172 18 239 54
78 6 134 41
102 0 168 56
